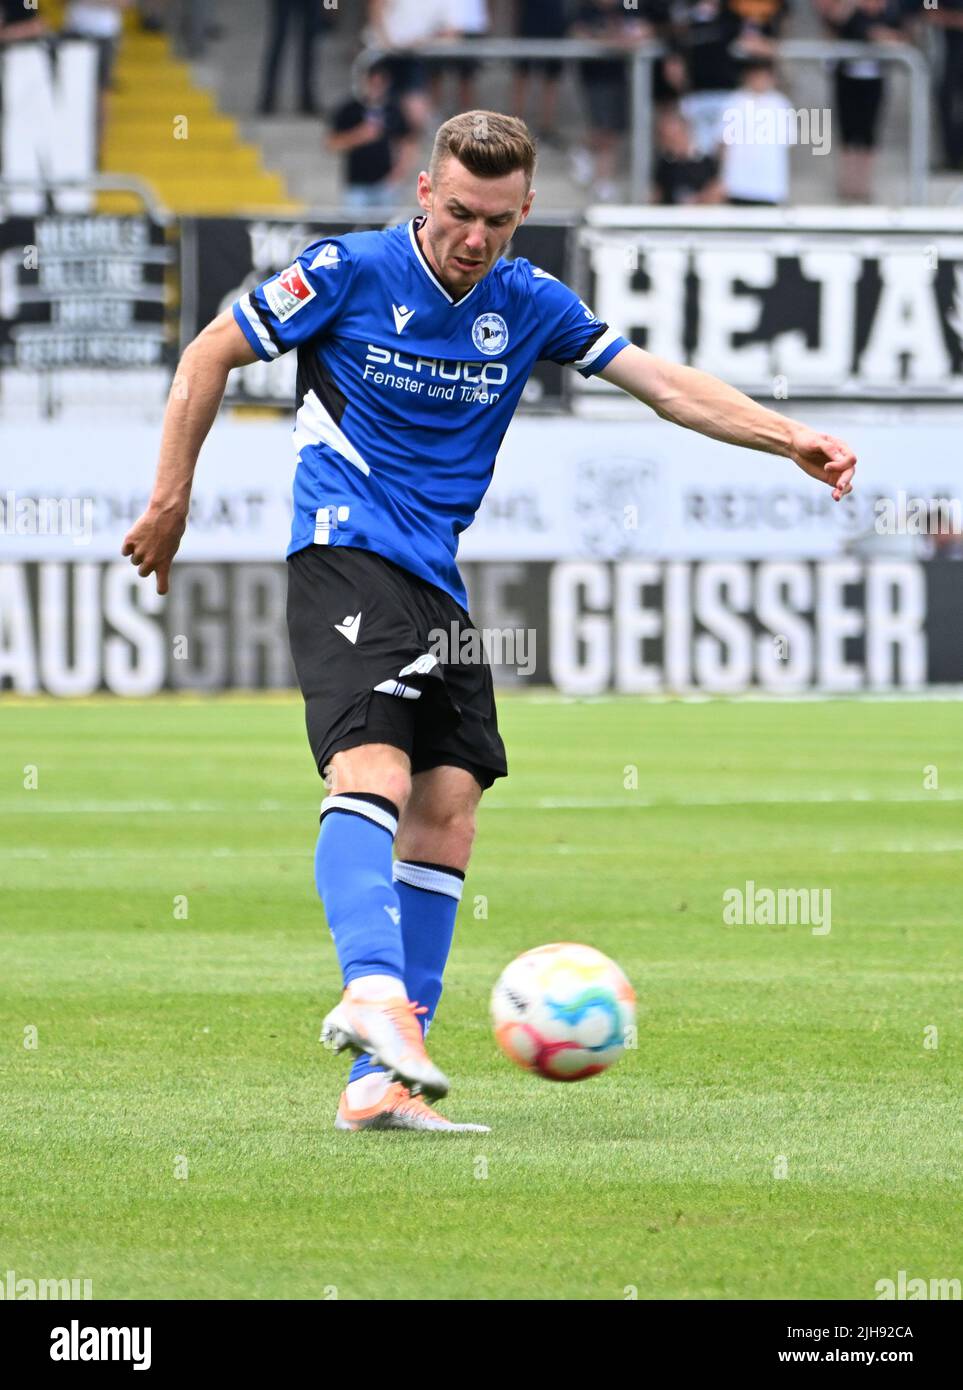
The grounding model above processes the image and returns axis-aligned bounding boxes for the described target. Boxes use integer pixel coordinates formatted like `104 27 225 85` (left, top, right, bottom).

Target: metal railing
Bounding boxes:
355 37 932 205
354 38 661 201
777 39 931 206
0 173 171 221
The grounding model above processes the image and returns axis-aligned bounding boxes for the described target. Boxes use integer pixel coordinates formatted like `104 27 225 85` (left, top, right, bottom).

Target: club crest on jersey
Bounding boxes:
265 263 316 322
472 312 509 356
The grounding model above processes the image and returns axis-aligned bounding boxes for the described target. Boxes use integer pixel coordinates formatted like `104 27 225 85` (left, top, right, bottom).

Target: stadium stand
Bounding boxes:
4 1 961 214
9 0 299 214
99 15 298 215
175 0 950 212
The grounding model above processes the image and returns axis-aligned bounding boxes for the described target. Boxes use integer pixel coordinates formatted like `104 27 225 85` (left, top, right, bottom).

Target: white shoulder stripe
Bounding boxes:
573 326 620 369
240 292 279 359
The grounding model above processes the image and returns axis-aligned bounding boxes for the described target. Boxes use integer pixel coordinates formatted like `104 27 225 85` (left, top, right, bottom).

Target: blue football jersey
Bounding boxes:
232 214 629 607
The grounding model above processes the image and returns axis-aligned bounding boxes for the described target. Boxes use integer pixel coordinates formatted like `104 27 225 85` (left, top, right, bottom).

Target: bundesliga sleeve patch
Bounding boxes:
264 263 317 322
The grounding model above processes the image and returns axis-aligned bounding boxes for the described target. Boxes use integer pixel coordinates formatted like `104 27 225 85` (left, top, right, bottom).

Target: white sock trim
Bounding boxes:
345 1072 392 1107
320 794 398 838
347 973 406 1001
393 860 464 901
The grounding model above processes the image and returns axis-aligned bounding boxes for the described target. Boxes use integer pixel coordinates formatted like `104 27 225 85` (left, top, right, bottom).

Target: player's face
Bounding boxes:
417 159 535 297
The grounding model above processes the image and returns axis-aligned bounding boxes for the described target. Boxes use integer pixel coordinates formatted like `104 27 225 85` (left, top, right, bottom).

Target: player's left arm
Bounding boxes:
598 344 857 501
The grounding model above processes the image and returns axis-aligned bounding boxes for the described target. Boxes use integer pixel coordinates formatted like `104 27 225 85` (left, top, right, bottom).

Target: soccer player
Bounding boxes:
122 111 856 1133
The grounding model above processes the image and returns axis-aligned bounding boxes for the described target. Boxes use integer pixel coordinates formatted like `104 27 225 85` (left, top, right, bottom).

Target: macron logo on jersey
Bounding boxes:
334 612 362 644
310 244 341 270
392 303 416 334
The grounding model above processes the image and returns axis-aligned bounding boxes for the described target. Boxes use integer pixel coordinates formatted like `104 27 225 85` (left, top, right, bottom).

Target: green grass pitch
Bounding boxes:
1 693 960 1301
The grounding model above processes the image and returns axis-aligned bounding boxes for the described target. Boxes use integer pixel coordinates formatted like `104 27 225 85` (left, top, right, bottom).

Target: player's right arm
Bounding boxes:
122 310 257 595
126 235 356 593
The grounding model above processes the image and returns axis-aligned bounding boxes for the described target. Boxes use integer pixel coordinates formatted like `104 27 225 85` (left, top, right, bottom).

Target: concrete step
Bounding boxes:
108 89 218 116
106 177 296 216
105 118 242 151
102 145 266 177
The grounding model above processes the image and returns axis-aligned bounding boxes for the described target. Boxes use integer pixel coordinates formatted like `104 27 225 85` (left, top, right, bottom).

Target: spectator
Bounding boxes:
0 0 47 41
720 55 795 205
654 107 724 203
137 1 220 50
63 1 128 91
259 0 329 116
63 0 129 159
510 0 569 145
668 0 789 157
923 0 963 171
366 0 456 142
137 1 163 32
569 0 654 203
816 0 908 202
180 2 222 57
326 60 411 213
727 0 790 24
926 515 963 560
444 0 490 114
644 1 683 105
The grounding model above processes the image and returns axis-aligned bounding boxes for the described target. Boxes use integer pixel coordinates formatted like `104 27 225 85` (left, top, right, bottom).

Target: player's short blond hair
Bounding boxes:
429 111 536 188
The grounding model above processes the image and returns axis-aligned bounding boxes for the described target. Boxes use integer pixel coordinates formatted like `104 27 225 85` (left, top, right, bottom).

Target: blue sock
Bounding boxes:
314 793 405 988
347 859 464 1085
395 860 464 1032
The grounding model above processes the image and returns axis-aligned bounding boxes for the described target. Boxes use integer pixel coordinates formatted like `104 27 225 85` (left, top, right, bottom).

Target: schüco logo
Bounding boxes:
364 345 508 386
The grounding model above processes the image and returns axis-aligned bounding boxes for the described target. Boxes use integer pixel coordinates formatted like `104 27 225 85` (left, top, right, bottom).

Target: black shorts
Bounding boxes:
383 55 429 97
834 70 884 150
582 75 628 134
286 545 508 791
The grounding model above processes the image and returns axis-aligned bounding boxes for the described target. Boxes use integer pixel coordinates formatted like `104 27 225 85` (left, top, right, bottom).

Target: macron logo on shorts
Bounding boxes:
334 612 362 644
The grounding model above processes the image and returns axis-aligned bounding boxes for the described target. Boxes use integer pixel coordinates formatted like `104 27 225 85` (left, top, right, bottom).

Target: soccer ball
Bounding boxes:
491 942 636 1081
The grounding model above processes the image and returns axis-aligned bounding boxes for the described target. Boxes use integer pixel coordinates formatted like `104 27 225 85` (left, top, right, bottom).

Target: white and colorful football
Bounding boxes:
491 942 636 1082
